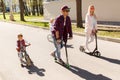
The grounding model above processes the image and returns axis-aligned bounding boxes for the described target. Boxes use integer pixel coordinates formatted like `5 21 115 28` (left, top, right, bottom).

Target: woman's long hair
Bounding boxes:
87 5 97 19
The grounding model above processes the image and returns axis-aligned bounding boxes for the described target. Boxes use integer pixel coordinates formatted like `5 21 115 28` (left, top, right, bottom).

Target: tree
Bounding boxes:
34 0 39 16
1 0 6 19
31 0 36 15
38 0 43 15
29 0 43 16
24 1 29 16
19 0 25 21
25 0 32 15
10 0 15 21
76 0 83 28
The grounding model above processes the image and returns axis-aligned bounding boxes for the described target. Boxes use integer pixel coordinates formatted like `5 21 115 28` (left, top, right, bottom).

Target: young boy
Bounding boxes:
49 18 58 57
49 18 55 34
16 34 31 67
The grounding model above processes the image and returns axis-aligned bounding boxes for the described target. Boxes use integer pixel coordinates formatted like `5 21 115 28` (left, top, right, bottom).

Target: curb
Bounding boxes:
74 32 120 43
1 21 120 43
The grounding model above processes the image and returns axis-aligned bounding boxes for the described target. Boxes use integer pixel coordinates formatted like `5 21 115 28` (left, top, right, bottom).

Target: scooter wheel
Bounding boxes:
66 64 70 68
79 46 85 52
94 51 101 57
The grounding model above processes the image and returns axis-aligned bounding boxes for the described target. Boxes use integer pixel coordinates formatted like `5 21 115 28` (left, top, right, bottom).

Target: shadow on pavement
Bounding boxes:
99 56 120 65
68 65 111 80
83 52 120 65
25 64 45 77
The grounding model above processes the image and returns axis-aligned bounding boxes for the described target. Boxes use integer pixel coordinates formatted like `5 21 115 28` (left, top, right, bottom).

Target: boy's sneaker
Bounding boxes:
50 52 55 57
51 52 57 61
58 59 65 65
54 57 57 61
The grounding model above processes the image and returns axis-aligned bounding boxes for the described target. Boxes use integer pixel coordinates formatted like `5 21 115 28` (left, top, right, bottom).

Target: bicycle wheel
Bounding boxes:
47 34 54 43
25 54 32 66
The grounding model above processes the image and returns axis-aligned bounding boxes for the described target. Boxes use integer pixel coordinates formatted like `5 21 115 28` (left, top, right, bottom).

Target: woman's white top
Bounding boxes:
85 13 97 34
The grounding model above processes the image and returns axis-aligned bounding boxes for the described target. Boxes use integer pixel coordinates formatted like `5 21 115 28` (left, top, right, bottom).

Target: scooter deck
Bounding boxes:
85 51 101 57
80 46 101 57
55 60 70 68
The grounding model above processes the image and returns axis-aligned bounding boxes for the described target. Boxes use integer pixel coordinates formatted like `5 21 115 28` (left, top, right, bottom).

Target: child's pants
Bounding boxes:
85 32 95 51
18 52 25 64
52 36 63 60
18 52 23 59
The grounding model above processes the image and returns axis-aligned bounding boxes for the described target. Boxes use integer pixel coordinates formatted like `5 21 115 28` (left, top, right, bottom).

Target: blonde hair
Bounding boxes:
87 5 97 19
50 18 55 23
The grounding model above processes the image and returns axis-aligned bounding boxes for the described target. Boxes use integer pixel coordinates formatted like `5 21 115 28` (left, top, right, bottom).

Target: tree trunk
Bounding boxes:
32 5 36 15
9 0 15 21
19 0 25 21
34 0 39 16
1 0 6 19
76 0 83 28
39 0 43 15
32 0 36 16
24 1 29 16
27 0 31 15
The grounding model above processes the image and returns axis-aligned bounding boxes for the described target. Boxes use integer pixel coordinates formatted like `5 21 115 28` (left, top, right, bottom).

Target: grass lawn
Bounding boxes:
0 13 120 39
72 25 120 38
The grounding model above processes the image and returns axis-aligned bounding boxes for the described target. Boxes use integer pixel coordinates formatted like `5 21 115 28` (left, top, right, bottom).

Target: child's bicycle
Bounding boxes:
47 34 54 43
20 45 33 67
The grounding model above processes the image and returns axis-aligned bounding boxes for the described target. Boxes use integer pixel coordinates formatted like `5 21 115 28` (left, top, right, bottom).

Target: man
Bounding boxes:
51 5 73 64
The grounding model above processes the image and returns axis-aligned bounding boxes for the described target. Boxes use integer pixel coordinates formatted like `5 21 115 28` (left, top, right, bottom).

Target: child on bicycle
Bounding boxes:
16 34 31 67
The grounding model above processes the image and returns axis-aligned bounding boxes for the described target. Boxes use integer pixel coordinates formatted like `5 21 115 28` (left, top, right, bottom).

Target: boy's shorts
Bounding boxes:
18 52 24 59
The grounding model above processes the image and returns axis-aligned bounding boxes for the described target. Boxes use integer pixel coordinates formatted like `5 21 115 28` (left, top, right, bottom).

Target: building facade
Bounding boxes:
4 0 20 12
43 0 120 22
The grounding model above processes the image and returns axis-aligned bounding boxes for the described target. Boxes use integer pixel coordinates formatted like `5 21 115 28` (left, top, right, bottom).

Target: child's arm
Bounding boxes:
16 41 20 52
25 40 31 47
85 14 90 28
94 19 98 33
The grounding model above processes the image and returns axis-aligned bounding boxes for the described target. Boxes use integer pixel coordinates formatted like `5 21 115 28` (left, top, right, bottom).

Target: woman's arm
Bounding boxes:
85 14 91 28
25 40 31 47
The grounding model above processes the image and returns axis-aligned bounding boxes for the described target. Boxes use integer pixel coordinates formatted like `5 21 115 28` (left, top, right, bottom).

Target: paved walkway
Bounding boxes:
0 21 120 80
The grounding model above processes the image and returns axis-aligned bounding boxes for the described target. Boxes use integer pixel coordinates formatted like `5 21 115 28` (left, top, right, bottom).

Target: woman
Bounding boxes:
85 5 98 53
